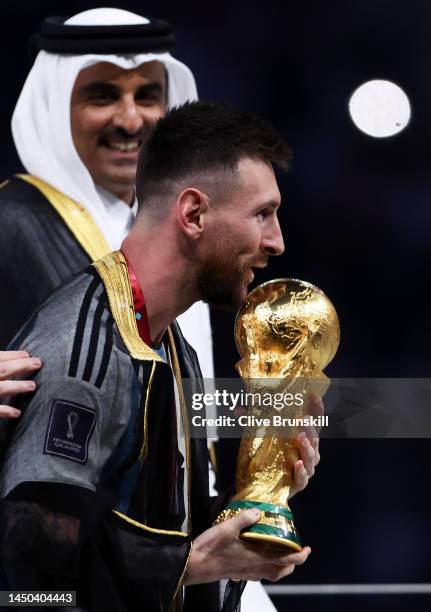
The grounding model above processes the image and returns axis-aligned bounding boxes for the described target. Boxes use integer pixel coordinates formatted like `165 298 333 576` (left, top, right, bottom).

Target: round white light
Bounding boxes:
348 79 411 138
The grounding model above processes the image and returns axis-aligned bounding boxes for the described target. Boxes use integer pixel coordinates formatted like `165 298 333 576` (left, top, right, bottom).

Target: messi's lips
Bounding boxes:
244 260 268 285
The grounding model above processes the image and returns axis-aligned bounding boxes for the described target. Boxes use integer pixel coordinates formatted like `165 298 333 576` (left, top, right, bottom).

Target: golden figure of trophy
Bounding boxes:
215 279 340 550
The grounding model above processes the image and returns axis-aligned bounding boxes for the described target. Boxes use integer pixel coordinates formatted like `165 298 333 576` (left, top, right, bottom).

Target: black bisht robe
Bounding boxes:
0 257 238 611
0 180 244 611
0 176 91 348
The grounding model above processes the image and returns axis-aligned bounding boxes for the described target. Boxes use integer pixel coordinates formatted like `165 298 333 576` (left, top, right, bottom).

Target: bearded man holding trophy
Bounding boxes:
216 280 340 552
0 100 339 608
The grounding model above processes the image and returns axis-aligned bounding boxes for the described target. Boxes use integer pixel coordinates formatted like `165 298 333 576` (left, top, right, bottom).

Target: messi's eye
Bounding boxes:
256 208 270 221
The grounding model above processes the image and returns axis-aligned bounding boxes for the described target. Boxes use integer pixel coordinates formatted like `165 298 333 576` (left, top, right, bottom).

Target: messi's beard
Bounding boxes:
197 234 248 310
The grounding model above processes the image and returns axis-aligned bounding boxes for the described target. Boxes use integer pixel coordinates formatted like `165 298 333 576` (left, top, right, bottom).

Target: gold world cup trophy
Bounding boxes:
215 279 340 550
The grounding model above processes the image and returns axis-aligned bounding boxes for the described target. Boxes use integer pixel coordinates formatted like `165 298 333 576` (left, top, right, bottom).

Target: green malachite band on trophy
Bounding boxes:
226 499 294 520
246 523 302 546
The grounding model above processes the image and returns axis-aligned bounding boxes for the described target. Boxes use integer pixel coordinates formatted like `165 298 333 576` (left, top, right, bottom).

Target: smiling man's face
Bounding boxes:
70 61 167 204
198 157 285 309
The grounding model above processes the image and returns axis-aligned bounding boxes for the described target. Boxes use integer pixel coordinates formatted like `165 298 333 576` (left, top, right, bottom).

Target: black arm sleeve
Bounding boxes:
0 483 191 612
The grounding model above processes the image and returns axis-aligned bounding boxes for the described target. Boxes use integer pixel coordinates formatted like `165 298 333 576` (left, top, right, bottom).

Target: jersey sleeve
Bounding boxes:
0 377 107 499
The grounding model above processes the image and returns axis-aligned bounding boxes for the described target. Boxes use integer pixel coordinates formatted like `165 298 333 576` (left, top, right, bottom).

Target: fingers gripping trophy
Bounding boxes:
215 279 340 550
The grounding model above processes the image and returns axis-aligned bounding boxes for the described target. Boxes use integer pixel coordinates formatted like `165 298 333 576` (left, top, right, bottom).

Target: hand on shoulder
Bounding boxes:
0 350 42 418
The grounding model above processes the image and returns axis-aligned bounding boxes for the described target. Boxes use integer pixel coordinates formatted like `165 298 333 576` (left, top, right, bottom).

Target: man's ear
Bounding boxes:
176 188 209 239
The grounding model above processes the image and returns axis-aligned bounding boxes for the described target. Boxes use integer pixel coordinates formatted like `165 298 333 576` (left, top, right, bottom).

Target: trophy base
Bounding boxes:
215 499 302 552
240 530 302 551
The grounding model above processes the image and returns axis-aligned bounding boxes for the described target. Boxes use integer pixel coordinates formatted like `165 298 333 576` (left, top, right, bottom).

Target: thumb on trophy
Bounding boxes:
230 509 261 534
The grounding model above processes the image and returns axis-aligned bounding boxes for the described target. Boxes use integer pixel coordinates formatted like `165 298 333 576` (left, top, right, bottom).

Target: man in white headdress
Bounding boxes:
0 8 212 381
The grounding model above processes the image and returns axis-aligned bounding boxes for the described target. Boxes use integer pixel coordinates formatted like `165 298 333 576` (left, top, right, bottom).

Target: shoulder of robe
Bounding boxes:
0 175 54 218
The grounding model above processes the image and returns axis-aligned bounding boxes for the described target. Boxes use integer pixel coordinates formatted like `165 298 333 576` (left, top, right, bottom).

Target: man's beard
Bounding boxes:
197 234 248 310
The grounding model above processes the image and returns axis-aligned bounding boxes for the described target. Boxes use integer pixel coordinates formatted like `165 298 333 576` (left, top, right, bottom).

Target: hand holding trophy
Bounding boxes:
215 278 340 550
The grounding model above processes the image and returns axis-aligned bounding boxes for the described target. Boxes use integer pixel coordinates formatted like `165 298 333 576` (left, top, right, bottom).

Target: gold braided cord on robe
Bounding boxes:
17 174 111 261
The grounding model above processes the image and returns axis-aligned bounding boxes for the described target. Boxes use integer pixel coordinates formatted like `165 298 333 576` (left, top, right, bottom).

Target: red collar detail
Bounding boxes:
123 252 152 346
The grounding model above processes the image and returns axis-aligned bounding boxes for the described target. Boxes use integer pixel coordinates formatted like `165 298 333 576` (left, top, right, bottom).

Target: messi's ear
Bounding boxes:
175 188 209 240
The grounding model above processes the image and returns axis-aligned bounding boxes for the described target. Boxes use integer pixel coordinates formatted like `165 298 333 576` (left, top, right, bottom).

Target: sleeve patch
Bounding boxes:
44 399 97 464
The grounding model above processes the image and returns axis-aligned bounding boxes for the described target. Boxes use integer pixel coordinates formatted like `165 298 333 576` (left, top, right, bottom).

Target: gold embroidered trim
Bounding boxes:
140 360 156 461
208 442 218 473
93 251 163 362
166 328 192 535
94 252 193 542
17 174 111 261
170 541 193 610
113 509 188 537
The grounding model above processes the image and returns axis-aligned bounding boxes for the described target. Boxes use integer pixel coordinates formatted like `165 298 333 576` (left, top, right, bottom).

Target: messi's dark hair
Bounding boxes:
136 100 292 210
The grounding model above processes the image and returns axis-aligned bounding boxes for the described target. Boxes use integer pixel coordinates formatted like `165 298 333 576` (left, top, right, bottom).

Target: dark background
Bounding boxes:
1 1 430 610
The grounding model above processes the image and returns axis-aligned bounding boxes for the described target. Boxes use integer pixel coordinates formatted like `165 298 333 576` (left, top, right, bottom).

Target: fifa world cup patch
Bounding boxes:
44 399 97 464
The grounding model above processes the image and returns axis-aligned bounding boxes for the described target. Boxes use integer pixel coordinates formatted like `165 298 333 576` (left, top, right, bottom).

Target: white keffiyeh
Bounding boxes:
12 8 213 376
